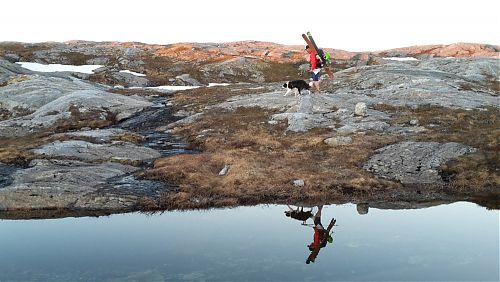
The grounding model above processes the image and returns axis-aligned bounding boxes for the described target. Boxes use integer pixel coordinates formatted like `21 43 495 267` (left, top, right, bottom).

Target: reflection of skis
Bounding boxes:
306 218 336 264
302 32 333 78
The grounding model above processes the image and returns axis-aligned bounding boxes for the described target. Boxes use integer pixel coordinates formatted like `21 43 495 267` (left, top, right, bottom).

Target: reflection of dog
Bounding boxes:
282 80 311 97
285 205 314 224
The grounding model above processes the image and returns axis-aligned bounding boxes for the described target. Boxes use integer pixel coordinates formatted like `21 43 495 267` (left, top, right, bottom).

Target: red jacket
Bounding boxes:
309 50 317 71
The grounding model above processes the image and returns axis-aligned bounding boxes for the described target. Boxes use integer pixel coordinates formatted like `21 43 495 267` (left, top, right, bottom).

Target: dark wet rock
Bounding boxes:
32 140 161 162
0 162 17 188
363 141 477 184
116 100 194 157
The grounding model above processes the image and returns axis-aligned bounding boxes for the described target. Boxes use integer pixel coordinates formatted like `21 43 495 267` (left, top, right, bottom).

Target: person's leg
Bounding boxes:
314 81 320 92
311 71 320 92
313 205 323 229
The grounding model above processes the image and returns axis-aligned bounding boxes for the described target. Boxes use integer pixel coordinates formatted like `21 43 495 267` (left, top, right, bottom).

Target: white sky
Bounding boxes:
2 0 499 51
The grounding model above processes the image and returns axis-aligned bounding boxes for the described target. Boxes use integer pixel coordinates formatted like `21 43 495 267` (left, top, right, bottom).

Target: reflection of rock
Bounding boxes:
108 270 165 282
364 141 477 184
356 203 369 215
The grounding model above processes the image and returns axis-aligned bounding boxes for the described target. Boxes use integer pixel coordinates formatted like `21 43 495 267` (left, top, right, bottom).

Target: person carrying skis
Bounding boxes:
306 45 322 92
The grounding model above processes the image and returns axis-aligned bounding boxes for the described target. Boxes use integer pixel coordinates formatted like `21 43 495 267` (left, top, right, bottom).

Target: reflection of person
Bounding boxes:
306 45 322 92
306 205 334 264
308 205 326 251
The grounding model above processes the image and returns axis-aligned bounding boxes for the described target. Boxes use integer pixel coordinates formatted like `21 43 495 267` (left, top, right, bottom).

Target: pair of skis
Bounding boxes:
302 32 333 78
306 217 336 264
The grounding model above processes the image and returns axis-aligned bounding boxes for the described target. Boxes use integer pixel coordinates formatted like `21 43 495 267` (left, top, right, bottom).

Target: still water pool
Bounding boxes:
0 202 498 281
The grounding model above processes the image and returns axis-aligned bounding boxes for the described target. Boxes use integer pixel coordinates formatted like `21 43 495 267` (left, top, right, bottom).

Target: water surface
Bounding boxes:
0 202 498 281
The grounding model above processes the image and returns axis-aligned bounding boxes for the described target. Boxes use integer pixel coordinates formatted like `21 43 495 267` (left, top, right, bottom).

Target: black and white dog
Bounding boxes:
282 80 311 97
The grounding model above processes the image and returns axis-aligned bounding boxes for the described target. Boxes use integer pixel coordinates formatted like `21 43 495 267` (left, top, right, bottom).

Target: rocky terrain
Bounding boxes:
0 41 498 218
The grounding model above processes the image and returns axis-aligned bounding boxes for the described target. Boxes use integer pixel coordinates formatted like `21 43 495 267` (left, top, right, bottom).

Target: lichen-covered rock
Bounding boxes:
32 140 161 162
324 136 353 146
363 141 477 184
0 159 139 210
0 90 152 137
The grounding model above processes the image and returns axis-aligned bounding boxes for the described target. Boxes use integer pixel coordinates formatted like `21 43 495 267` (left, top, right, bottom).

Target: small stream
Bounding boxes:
115 95 195 158
100 94 196 196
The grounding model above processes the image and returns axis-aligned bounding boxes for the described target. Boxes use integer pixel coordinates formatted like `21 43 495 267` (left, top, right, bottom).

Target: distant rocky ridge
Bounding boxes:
1 41 498 87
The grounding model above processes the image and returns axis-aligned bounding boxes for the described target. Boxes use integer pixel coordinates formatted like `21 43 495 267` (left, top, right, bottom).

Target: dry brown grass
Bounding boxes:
171 85 270 112
111 132 145 143
0 106 119 165
0 134 50 166
140 106 399 209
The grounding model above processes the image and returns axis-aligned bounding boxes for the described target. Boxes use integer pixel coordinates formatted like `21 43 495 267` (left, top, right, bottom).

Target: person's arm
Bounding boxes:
310 52 316 71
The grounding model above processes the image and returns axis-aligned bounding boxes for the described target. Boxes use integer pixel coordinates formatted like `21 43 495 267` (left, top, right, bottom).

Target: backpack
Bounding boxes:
315 56 323 68
316 48 326 68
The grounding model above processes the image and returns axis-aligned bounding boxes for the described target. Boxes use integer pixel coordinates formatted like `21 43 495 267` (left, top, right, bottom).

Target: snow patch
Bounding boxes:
130 85 201 91
16 62 103 74
208 83 230 87
382 57 419 61
119 70 146 77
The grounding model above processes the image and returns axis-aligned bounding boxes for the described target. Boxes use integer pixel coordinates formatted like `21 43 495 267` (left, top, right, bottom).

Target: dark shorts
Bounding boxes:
314 216 323 228
311 71 320 81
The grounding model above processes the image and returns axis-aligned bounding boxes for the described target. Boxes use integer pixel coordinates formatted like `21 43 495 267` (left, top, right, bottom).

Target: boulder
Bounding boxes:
324 136 353 146
363 141 477 184
293 179 305 187
175 74 202 86
218 164 230 176
354 102 367 116
110 71 150 87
